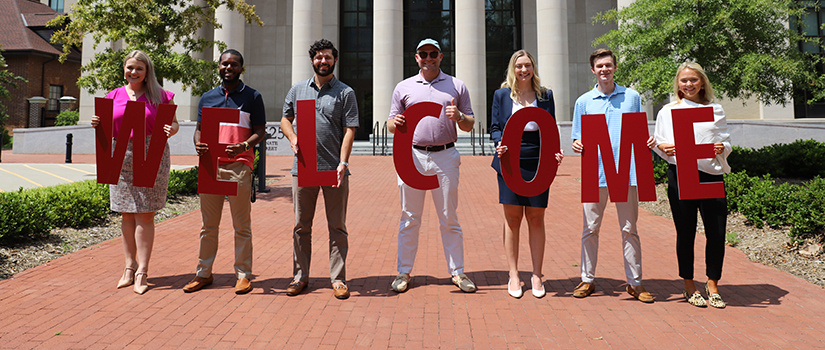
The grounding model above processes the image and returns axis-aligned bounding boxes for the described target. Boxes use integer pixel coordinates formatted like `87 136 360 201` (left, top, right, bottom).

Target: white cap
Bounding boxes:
416 38 441 51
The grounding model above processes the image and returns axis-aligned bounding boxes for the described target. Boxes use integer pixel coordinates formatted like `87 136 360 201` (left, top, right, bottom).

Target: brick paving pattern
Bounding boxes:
1 151 824 349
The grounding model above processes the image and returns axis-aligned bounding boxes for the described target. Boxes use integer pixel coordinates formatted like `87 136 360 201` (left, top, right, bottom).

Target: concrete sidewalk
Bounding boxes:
0 154 823 349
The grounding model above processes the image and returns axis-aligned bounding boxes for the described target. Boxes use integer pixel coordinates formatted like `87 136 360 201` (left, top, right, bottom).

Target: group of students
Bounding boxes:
492 48 731 308
95 39 731 309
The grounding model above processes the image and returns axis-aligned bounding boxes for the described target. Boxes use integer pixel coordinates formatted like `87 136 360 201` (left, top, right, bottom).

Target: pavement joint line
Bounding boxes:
58 164 96 175
24 164 75 183
0 166 43 188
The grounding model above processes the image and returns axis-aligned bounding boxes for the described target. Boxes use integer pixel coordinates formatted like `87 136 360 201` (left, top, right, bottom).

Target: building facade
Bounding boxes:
76 0 806 141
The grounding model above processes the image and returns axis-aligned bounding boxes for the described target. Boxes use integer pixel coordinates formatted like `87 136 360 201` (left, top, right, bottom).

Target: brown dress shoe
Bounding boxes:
333 283 350 299
183 276 214 293
285 280 307 296
627 285 655 303
235 278 252 294
573 282 595 298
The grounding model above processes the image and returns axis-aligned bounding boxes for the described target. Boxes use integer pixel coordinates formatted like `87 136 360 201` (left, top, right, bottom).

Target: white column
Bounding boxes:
292 0 322 84
373 0 404 132
214 4 246 60
454 0 487 132
537 1 570 121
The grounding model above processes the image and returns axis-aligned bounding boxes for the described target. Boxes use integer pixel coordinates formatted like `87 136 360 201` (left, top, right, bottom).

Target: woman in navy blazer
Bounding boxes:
490 50 563 299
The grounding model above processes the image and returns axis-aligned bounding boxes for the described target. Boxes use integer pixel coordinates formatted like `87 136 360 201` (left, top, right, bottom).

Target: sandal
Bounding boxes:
683 290 707 307
116 267 136 289
705 284 726 309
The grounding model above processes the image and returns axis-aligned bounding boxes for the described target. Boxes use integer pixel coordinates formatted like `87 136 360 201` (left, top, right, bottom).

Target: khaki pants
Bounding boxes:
196 162 253 280
291 175 349 284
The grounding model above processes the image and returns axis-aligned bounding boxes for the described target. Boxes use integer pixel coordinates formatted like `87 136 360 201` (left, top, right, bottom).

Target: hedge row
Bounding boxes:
725 172 825 241
0 167 199 244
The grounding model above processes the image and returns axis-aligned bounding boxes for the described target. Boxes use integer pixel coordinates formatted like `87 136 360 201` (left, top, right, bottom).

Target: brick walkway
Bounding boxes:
1 152 824 349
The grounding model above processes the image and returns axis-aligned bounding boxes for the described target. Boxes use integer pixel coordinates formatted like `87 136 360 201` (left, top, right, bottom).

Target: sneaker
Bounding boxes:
391 273 410 293
451 274 477 293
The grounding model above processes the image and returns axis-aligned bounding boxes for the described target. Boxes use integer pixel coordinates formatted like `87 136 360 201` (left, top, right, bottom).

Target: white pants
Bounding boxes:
397 147 464 276
580 186 642 286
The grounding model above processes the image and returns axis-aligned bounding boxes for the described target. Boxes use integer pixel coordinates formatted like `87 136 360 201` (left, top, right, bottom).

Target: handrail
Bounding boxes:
471 127 476 155
372 121 379 156
382 121 388 155
478 125 486 156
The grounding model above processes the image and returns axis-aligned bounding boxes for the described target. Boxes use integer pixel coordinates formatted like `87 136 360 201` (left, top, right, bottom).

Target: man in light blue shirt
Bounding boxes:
570 48 655 303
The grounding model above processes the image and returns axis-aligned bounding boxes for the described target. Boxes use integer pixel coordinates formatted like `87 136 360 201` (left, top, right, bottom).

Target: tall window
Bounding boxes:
404 0 454 78
795 2 825 118
339 0 374 140
485 0 521 130
49 0 64 13
48 85 63 112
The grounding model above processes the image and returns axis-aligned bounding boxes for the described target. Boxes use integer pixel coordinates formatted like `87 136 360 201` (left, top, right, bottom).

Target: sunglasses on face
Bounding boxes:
417 51 440 59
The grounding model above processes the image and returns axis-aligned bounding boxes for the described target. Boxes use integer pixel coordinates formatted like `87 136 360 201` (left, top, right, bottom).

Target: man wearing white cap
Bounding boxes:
387 38 477 293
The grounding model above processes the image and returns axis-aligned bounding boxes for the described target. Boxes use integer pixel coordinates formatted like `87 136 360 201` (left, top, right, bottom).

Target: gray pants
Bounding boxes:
291 175 349 283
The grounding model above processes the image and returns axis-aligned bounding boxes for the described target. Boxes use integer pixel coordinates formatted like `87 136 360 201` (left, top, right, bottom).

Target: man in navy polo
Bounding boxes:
183 49 266 295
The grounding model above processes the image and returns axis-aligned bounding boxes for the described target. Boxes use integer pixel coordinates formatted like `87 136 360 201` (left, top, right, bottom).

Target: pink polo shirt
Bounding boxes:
389 70 474 146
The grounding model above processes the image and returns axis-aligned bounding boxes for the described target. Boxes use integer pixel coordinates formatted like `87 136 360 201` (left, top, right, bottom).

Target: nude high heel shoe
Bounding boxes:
117 267 136 289
134 271 149 295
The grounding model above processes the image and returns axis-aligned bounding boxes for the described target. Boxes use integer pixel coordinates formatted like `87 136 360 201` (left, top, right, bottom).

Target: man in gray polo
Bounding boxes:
281 39 359 299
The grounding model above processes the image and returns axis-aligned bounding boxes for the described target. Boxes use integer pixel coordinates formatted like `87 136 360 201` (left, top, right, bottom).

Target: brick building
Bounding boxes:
0 0 80 131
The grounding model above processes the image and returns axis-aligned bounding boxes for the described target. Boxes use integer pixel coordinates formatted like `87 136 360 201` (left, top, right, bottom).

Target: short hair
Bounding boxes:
673 61 716 103
589 48 616 68
220 49 244 66
308 39 338 60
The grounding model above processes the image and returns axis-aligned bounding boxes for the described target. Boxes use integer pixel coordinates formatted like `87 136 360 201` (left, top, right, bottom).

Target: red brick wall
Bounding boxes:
3 53 80 131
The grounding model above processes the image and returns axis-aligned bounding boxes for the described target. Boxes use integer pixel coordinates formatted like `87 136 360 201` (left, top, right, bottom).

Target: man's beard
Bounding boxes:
313 62 336 77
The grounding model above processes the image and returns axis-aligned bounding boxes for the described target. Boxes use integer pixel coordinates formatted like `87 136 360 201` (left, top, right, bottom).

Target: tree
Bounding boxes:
0 47 27 128
48 0 263 96
593 0 823 105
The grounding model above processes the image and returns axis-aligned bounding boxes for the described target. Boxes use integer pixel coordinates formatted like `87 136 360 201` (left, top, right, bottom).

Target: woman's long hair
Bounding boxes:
673 61 715 104
124 50 163 106
501 49 548 102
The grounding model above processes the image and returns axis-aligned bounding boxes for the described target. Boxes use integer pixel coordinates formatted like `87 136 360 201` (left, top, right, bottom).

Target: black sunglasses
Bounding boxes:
417 51 440 59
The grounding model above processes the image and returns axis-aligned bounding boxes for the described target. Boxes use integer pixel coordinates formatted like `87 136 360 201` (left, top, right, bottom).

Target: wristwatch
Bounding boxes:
339 161 349 167
242 141 250 151
458 112 466 122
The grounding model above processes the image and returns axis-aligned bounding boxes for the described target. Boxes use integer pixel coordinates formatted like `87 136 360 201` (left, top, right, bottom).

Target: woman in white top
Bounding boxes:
653 62 731 308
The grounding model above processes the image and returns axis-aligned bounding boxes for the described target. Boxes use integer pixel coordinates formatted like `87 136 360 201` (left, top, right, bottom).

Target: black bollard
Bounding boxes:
65 133 73 163
257 133 270 193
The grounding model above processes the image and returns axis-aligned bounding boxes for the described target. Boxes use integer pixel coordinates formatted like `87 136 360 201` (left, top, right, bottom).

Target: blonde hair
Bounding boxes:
124 50 164 106
673 61 715 103
500 50 548 102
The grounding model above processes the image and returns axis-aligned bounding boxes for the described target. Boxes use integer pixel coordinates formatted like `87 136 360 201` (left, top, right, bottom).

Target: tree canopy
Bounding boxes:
48 0 262 96
594 0 823 105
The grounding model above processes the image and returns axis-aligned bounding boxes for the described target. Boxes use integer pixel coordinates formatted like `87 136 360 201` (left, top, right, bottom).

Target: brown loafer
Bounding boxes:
573 282 595 298
235 278 252 294
627 285 655 303
285 280 307 296
333 283 350 299
183 276 214 293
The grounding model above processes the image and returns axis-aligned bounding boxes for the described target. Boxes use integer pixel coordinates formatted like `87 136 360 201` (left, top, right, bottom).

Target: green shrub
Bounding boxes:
1 128 11 149
728 139 825 179
0 190 53 243
787 177 825 241
0 180 110 244
652 152 668 184
724 171 760 213
167 167 199 198
37 181 109 228
55 110 79 126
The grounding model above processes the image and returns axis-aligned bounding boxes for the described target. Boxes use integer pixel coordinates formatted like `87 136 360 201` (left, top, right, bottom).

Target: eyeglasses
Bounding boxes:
417 51 440 59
